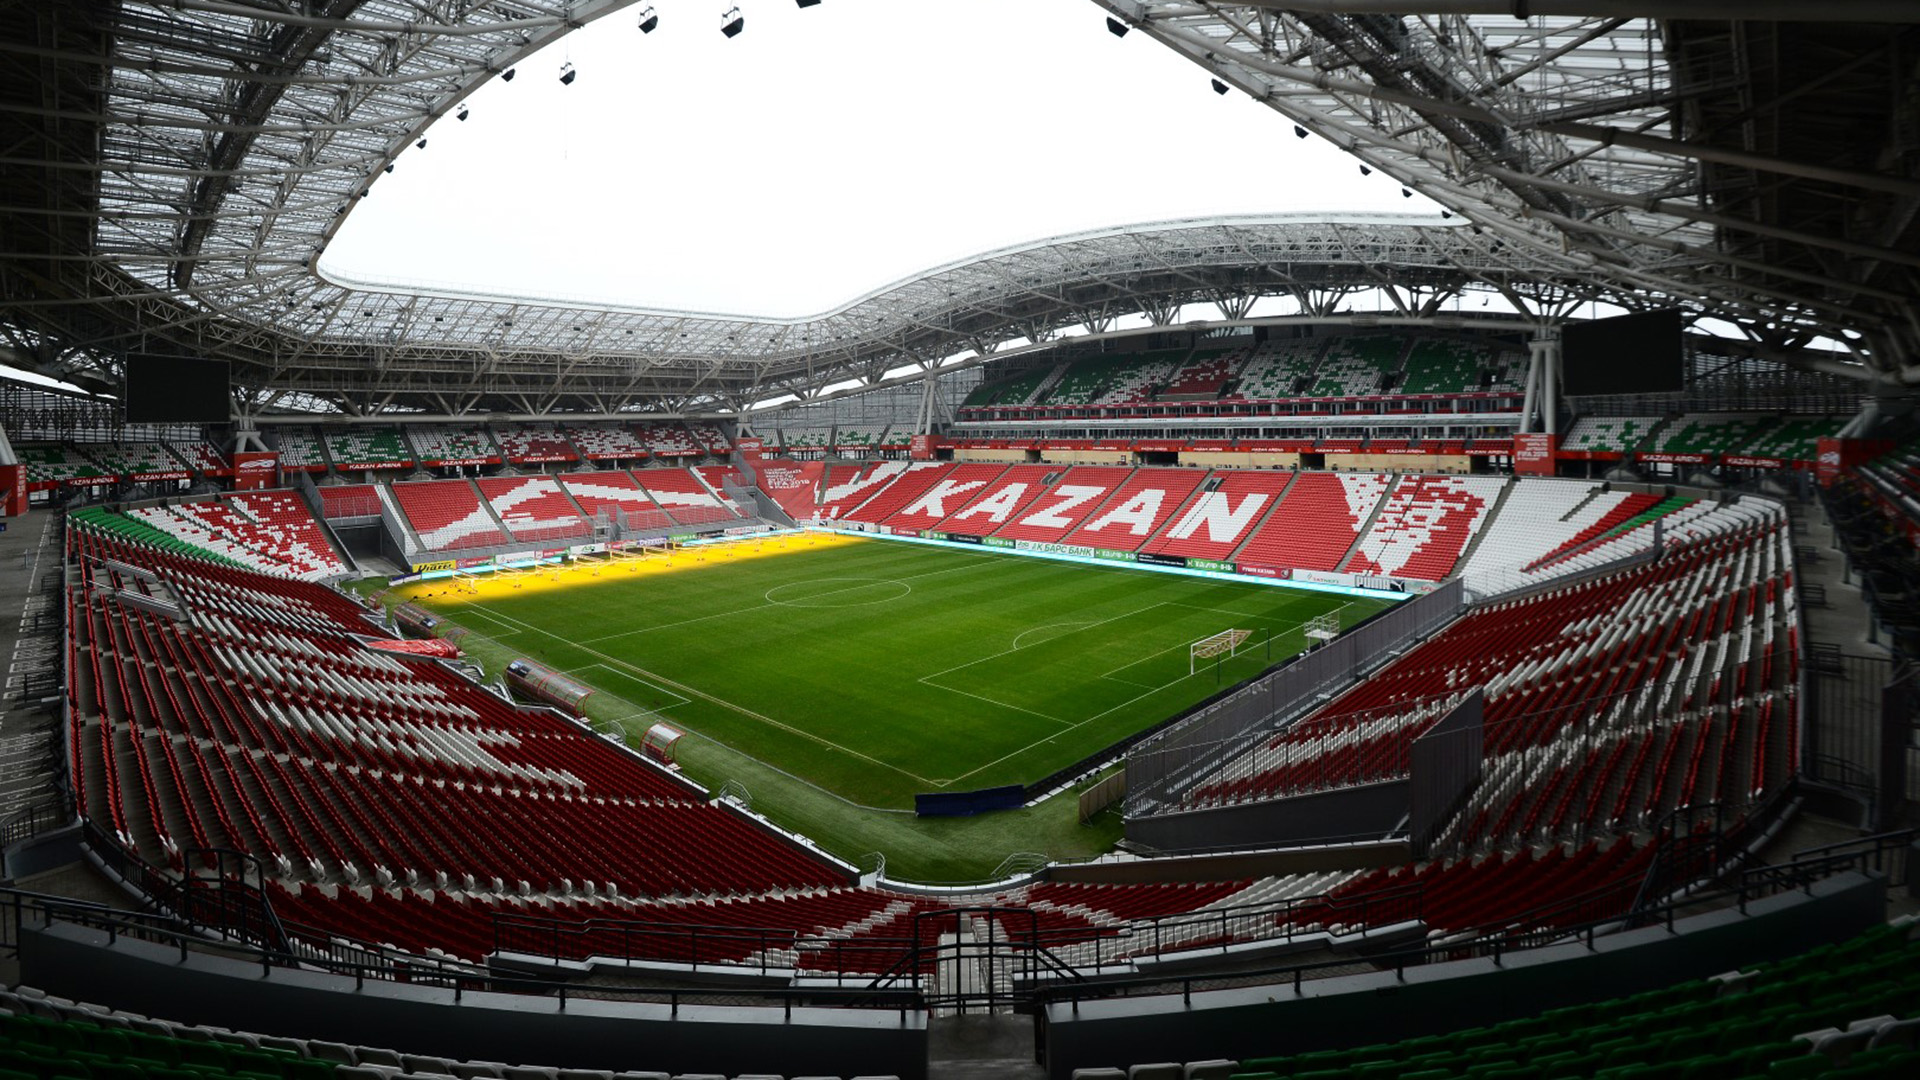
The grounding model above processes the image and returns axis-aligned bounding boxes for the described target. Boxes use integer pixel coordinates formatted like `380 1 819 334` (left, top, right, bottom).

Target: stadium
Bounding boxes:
0 2 1917 1080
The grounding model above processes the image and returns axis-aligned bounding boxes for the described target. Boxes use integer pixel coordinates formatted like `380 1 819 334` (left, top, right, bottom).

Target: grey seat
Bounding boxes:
1183 1062 1238 1080
1129 1066 1182 1080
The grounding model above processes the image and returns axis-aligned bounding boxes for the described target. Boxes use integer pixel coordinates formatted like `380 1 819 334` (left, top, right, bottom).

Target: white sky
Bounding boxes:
323 0 1441 317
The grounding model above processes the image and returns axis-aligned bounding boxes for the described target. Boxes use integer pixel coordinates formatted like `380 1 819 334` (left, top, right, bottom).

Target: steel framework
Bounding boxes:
0 1 1913 420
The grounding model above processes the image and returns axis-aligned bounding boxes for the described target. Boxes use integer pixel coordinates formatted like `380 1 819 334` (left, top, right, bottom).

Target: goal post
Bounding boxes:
1190 628 1253 675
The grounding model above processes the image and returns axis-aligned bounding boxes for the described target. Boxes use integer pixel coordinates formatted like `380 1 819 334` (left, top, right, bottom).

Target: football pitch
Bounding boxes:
397 534 1395 810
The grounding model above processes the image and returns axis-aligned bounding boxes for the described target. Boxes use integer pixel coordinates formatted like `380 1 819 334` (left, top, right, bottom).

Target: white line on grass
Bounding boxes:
917 600 1175 683
461 601 942 788
914 679 1076 729
449 605 523 636
580 663 692 708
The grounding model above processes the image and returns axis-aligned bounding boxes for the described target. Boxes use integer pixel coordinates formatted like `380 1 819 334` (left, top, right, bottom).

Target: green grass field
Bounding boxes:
401 536 1392 818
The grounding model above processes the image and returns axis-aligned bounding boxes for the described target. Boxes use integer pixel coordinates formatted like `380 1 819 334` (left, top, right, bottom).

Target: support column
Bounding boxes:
1529 328 1564 435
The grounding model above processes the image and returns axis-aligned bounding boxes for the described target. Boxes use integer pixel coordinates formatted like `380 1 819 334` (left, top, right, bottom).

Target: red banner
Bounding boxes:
736 437 767 462
909 433 936 461
365 638 462 658
231 452 279 491
1816 437 1894 486
0 464 25 517
1513 432 1558 476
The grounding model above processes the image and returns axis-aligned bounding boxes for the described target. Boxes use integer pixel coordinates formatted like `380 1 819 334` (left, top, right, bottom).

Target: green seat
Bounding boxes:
1541 1054 1602 1079
1764 1054 1828 1079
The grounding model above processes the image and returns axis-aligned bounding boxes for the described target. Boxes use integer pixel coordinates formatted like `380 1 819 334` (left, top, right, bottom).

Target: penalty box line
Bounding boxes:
458 600 941 789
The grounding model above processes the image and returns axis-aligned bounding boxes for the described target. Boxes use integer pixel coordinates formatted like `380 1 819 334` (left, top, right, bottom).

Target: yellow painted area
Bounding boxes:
390 531 865 603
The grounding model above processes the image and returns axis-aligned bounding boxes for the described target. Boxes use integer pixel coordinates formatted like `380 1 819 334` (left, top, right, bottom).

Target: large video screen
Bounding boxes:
1561 310 1684 396
124 354 231 424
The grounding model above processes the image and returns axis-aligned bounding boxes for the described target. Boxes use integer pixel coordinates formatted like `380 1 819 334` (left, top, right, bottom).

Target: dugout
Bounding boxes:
392 602 440 637
504 658 594 717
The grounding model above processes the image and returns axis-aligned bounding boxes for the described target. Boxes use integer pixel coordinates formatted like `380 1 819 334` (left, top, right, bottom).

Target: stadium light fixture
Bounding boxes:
721 6 744 37
456 103 469 121
1293 124 1308 139
502 67 516 82
559 62 576 85
1359 164 1371 176
415 138 426 149
637 6 657 32
797 0 821 7
1210 78 1228 95
1106 16 1128 36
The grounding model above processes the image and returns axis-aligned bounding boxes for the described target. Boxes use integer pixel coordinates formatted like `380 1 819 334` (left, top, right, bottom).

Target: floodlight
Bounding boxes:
1293 124 1308 138
1359 164 1371 176
559 62 575 85
456 103 469 120
1402 187 1414 198
637 6 657 32
721 6 743 37
416 138 427 149
797 0 821 6
502 67 516 82
1106 16 1128 36
1210 78 1228 95
383 163 394 173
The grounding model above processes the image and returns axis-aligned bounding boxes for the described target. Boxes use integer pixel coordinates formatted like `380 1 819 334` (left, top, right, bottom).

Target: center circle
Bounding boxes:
765 577 912 608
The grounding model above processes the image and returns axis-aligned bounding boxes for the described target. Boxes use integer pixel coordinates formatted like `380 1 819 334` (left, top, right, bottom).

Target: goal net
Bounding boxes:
1190 628 1252 674
1304 612 1341 643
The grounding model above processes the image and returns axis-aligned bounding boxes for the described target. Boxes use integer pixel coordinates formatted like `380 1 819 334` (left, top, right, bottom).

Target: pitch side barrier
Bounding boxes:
815 525 1417 601
1125 578 1464 817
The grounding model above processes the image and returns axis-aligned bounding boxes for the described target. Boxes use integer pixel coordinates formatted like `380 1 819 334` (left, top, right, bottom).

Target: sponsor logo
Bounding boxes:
1722 455 1785 469
64 476 116 487
570 543 607 556
1093 549 1136 563
1294 569 1353 586
1016 540 1095 558
455 556 493 569
1135 552 1186 568
945 532 981 544
1239 564 1279 578
669 534 699 543
130 471 191 482
1187 558 1236 573
426 457 496 468
235 458 276 471
981 536 1014 548
413 559 457 574
1637 452 1712 465
342 461 412 471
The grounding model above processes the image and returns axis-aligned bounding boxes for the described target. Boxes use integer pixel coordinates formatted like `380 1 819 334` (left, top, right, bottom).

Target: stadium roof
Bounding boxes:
0 1 1914 418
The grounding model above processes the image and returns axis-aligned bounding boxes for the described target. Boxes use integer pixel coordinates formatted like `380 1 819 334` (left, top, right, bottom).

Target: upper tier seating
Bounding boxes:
1139 471 1294 561
840 457 960 522
173 441 228 472
404 425 495 462
323 428 411 468
1561 416 1661 455
562 424 647 459
1342 474 1507 581
473 476 590 542
1737 416 1845 462
1647 413 1779 457
491 423 576 463
89 442 188 477
1062 468 1209 552
966 363 1058 407
989 466 1137 543
934 465 1059 537
631 467 737 525
1041 356 1115 406
1227 340 1324 400
316 484 382 522
390 480 508 551
1157 347 1241 399
833 425 888 451
18 444 106 485
688 422 732 454
271 428 327 469
1232 472 1391 573
1399 339 1486 394
558 470 674 531
780 429 831 450
1087 350 1190 405
1309 336 1404 397
635 422 699 457
878 463 1009 532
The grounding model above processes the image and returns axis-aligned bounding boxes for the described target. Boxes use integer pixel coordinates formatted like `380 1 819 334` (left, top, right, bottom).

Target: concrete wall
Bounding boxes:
23 923 928 1080
1126 779 1411 853
1043 872 1886 1079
